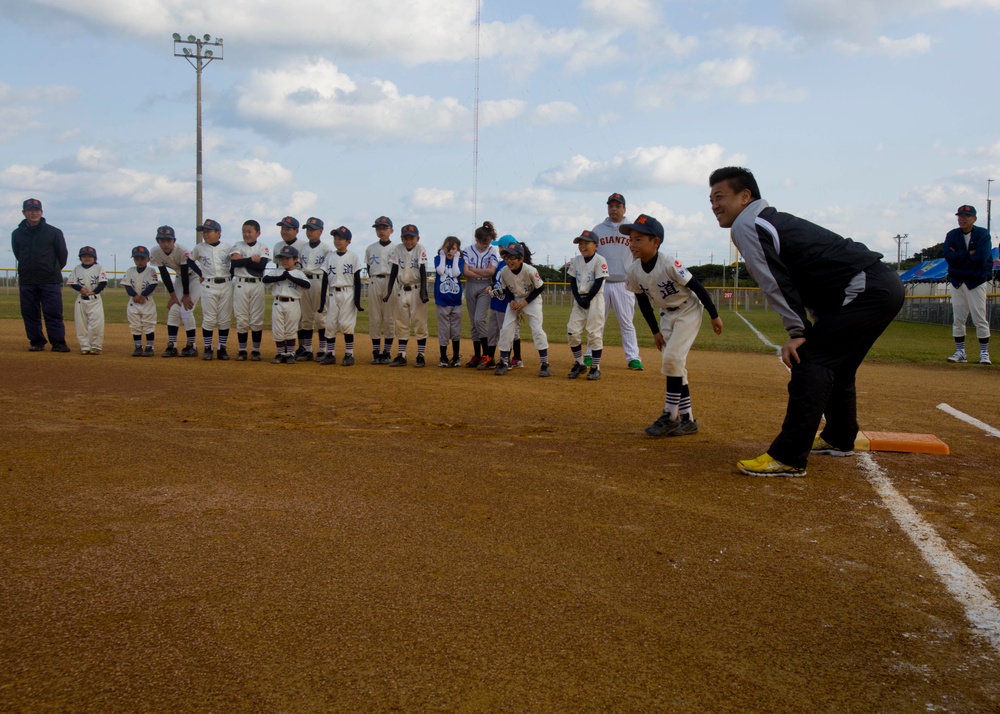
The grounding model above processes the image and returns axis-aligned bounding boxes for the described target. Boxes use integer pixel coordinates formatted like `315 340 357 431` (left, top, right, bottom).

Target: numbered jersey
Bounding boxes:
569 253 609 295
326 250 362 289
67 263 107 291
625 252 692 310
499 262 544 299
389 244 427 286
190 241 233 280
365 240 395 278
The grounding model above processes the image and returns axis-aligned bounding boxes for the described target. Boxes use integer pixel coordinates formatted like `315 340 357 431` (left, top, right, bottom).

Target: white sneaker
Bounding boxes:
946 350 967 363
981 352 992 365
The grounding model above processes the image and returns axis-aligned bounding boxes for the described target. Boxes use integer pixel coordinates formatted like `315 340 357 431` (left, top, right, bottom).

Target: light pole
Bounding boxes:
987 178 994 234
172 33 223 243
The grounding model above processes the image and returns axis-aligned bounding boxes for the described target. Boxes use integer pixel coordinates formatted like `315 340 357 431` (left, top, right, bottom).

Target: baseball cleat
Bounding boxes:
162 346 179 358
29 343 46 352
320 353 336 365
295 345 307 358
628 359 644 371
645 413 682 437
283 353 297 364
132 346 144 357
511 358 524 369
217 348 230 361
568 362 585 379
439 358 450 368
91 348 101 355
380 351 393 365
80 349 91 355
586 367 602 381
202 349 213 360
180 344 198 357
466 355 482 368
477 355 494 370
51 343 71 353
414 355 426 368
371 352 381 365
811 435 854 457
315 351 327 361
980 352 992 365
296 351 314 362
390 354 407 367
342 354 355 366
538 363 551 377
737 453 806 477
494 360 511 376
946 350 967 363
672 417 698 436
144 346 155 357
449 357 462 368
250 351 262 361
236 350 248 361
271 354 284 364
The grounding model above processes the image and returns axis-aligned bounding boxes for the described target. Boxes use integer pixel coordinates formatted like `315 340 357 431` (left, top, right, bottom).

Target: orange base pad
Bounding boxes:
854 431 950 455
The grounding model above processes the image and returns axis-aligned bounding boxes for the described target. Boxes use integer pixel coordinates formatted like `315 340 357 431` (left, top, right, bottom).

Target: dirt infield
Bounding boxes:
1 320 998 712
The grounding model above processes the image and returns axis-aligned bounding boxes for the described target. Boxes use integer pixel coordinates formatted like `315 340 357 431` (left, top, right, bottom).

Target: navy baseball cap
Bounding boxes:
504 242 525 258
304 217 324 231
401 224 419 237
277 216 300 229
492 234 518 248
156 225 176 240
573 230 599 244
79 246 97 259
132 246 151 259
372 216 393 228
619 214 664 240
23 198 42 211
956 205 977 216
276 244 299 259
198 219 221 232
607 192 626 206
330 226 353 241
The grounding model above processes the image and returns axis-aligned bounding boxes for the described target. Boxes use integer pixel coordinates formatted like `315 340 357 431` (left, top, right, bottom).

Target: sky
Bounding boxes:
2 0 999 274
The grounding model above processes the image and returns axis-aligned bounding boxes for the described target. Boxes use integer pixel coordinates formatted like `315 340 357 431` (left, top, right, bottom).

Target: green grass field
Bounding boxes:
0 289 977 364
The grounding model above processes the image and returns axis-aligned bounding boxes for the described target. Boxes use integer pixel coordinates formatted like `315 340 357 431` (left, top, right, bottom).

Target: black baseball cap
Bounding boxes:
277 244 299 259
573 230 599 244
372 216 393 228
619 214 664 240
401 224 419 237
607 193 626 206
277 216 300 229
304 217 324 230
330 226 353 241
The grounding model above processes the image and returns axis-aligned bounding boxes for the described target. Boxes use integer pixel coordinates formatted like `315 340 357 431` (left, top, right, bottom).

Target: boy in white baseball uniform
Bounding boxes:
67 246 107 354
264 244 311 363
365 216 397 364
493 242 550 377
623 214 723 437
190 218 234 360
319 226 363 366
273 216 304 351
297 216 333 361
151 225 201 357
122 245 159 356
593 192 643 370
230 219 270 361
567 230 609 381
384 224 429 367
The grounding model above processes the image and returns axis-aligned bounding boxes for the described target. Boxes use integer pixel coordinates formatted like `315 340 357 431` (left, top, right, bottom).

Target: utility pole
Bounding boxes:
893 233 908 271
173 33 223 243
988 178 994 234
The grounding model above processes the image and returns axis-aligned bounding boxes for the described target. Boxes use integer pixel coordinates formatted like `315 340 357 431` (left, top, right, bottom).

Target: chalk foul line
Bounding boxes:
734 312 783 360
937 403 1000 439
858 452 1000 654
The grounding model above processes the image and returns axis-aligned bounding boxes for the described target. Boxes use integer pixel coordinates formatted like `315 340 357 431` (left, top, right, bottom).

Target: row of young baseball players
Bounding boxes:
66 210 723 434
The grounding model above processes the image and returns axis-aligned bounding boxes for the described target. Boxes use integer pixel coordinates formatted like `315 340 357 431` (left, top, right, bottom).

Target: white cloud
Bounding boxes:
530 101 580 126
712 25 801 53
480 100 527 128
877 33 933 56
537 144 747 191
0 82 79 140
0 162 190 205
213 159 293 194
407 188 460 212
583 0 659 28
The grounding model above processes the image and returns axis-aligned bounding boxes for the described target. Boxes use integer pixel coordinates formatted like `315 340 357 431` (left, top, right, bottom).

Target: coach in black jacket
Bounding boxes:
943 204 992 365
709 167 904 477
11 198 70 351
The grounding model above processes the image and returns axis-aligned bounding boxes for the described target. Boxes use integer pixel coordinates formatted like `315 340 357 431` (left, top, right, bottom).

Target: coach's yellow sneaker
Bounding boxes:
811 435 854 457
737 453 806 478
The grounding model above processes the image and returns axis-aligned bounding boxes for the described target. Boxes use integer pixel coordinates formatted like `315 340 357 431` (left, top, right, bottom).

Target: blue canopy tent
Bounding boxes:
900 258 948 283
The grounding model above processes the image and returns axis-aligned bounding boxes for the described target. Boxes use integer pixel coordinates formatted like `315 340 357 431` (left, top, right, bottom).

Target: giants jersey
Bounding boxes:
462 243 499 276
592 216 633 281
326 250 361 289
365 240 394 277
625 252 692 311
299 240 333 278
569 253 609 294
68 263 107 291
499 262 544 299
231 241 270 278
190 241 233 280
389 244 427 285
122 266 159 296
271 269 308 299
150 243 192 273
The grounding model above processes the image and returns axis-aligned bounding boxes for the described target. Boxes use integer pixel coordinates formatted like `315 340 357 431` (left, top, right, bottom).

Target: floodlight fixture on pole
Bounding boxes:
172 32 223 242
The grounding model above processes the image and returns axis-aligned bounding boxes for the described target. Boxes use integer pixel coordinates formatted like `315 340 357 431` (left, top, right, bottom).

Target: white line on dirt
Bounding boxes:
734 312 781 352
936 403 1000 438
858 452 1000 654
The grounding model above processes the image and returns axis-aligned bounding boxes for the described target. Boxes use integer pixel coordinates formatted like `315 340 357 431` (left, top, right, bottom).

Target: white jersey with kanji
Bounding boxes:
389 243 427 286
625 252 693 310
190 241 233 280
365 240 395 278
273 238 304 270
569 253 609 295
67 263 108 292
150 243 193 274
499 262 544 299
122 265 159 297
326 250 362 289
230 241 270 278
299 240 333 279
270 269 309 299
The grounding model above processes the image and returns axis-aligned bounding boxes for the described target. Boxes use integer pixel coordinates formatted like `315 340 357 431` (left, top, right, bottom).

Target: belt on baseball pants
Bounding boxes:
401 285 418 291
276 297 295 302
80 295 100 301
210 277 228 284
307 273 323 280
329 287 349 292
236 277 259 283
663 300 687 313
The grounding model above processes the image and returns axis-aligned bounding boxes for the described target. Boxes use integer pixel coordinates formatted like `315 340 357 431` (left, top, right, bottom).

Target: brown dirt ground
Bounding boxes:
1 320 998 713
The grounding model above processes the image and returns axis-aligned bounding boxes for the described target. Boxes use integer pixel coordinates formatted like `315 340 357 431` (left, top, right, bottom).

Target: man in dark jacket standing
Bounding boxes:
944 204 993 365
11 198 70 351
